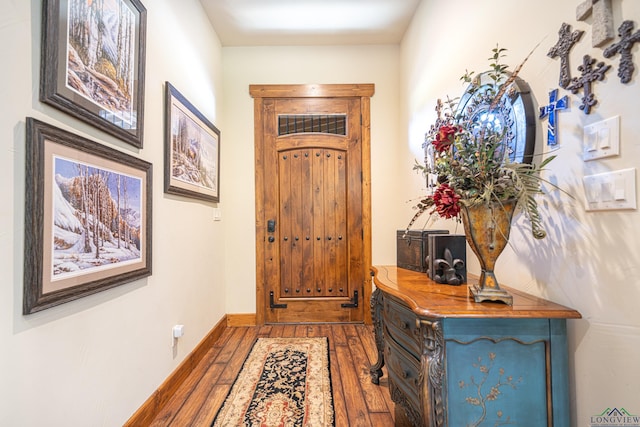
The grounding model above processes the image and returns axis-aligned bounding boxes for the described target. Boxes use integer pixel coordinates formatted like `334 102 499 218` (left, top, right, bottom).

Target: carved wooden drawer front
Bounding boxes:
382 295 420 357
383 328 421 418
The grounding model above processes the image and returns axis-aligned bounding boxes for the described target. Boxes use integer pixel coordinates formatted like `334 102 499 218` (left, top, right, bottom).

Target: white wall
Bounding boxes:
221 45 403 314
400 1 640 425
0 0 225 425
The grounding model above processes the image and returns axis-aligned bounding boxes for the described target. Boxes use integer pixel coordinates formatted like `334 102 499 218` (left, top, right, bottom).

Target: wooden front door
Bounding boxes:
251 84 374 324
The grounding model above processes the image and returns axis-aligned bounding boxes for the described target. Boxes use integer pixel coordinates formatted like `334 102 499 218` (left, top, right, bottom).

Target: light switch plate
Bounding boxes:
583 115 620 161
583 168 636 211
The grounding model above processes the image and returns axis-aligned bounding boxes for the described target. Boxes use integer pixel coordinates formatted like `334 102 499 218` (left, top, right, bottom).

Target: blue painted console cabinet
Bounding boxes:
370 266 581 427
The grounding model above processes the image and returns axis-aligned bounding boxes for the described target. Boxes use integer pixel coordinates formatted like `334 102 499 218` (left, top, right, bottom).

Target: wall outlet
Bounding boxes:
172 324 185 338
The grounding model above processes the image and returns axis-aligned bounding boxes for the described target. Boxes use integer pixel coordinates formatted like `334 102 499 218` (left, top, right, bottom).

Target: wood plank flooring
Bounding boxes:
149 324 411 426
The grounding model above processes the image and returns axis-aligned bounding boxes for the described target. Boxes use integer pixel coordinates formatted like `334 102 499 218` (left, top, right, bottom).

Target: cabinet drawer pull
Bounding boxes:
400 321 409 330
401 370 409 379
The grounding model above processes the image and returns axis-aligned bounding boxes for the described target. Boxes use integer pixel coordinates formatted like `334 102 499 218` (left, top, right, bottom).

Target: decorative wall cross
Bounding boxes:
567 55 611 114
603 20 640 83
548 23 585 88
539 89 569 146
576 0 615 47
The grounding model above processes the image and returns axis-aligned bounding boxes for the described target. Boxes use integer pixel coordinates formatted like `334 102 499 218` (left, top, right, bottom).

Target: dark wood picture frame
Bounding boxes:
164 82 220 202
24 118 152 314
40 0 147 148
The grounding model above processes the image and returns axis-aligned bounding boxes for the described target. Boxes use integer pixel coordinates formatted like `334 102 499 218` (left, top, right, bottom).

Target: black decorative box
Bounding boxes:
427 234 467 285
396 230 449 272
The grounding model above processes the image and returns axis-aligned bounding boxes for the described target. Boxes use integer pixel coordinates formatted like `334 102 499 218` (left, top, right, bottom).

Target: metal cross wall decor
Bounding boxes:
567 55 611 114
539 89 569 146
576 0 615 47
548 23 585 89
603 20 640 84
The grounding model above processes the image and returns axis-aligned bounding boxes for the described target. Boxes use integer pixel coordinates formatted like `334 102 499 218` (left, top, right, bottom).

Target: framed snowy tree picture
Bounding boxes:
40 0 147 148
23 118 152 314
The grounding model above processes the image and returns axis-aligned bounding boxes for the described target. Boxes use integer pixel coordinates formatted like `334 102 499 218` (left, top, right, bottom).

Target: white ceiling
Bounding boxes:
198 0 421 46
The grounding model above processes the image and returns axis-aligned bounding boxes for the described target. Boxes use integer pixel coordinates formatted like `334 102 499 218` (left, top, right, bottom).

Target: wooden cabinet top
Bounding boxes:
372 265 581 320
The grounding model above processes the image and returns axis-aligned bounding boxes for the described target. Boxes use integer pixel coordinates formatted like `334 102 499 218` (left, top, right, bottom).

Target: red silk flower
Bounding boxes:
432 183 461 218
432 125 458 153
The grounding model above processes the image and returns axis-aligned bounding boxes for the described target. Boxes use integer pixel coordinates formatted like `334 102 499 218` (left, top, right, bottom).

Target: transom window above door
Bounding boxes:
278 114 347 136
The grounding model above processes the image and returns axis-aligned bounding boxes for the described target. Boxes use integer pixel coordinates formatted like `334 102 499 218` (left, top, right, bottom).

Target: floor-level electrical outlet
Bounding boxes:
173 324 184 338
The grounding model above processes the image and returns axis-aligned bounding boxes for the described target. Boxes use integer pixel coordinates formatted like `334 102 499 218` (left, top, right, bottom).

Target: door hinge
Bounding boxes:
341 290 359 308
270 291 287 309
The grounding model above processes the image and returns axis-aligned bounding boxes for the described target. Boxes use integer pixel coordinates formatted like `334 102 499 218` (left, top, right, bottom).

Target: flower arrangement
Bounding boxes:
409 46 555 239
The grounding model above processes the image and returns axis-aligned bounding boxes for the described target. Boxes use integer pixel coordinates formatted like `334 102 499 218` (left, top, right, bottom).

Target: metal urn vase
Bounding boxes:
459 199 517 305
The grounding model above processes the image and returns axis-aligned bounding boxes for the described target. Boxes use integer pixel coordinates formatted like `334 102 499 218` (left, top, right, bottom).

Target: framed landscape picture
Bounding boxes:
24 118 152 314
165 82 220 202
40 0 147 148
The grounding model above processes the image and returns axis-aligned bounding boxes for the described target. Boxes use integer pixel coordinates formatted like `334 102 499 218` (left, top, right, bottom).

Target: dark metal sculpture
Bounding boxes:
433 248 465 285
548 23 585 89
428 234 467 284
539 89 569 146
603 20 640 84
567 55 611 114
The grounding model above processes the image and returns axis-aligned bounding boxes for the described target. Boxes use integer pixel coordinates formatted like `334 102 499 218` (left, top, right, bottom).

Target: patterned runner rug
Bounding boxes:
211 337 334 427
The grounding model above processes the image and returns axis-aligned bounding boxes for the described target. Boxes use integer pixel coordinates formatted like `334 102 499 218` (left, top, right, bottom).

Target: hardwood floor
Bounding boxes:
149 324 410 426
